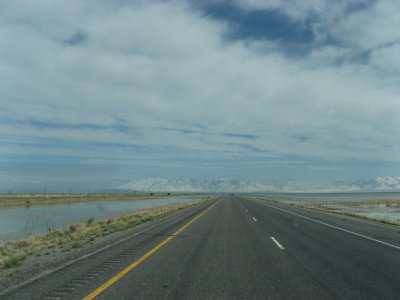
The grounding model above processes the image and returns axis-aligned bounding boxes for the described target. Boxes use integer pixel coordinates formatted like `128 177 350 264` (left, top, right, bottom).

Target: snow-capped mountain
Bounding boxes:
119 178 200 193
118 177 400 193
118 178 276 193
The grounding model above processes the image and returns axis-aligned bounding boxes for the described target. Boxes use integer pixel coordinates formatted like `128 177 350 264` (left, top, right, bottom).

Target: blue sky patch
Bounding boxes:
195 0 315 56
64 32 87 46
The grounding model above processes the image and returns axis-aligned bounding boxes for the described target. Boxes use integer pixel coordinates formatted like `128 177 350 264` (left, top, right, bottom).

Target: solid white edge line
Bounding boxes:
259 201 400 251
271 236 285 250
252 217 257 222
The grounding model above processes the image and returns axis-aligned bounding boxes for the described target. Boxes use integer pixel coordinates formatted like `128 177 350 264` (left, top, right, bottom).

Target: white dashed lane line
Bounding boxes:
271 237 285 250
259 202 400 251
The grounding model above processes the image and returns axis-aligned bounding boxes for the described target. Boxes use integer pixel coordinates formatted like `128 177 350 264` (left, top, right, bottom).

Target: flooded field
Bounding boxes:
0 195 205 243
250 192 400 224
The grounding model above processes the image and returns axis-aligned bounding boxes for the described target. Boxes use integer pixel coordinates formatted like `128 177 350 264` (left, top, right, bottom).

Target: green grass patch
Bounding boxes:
71 242 83 249
3 256 25 268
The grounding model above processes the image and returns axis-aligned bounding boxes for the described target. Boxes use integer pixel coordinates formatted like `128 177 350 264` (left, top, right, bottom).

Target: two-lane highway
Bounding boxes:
4 195 400 299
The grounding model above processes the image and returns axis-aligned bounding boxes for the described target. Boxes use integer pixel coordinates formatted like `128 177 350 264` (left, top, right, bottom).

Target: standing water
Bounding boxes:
249 192 400 224
0 195 204 243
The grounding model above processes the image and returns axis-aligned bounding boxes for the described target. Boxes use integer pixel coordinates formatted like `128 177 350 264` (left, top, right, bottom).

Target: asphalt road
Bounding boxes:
4 195 400 299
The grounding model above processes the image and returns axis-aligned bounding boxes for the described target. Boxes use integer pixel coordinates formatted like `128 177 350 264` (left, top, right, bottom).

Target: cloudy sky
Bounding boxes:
1 0 400 192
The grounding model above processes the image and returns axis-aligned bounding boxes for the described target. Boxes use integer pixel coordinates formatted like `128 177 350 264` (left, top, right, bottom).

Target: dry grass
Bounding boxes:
252 196 400 209
0 193 203 208
253 197 400 226
334 199 400 207
0 197 212 269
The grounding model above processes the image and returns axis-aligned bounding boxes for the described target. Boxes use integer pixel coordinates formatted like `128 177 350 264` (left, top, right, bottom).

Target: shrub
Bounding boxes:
71 242 83 249
3 256 25 268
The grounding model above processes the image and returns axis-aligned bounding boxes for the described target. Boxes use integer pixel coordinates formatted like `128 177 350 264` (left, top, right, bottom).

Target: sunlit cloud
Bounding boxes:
1 0 399 191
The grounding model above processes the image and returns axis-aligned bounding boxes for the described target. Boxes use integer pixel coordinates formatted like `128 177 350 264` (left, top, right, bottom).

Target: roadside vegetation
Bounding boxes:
333 199 400 207
0 193 202 208
0 197 211 269
253 196 400 226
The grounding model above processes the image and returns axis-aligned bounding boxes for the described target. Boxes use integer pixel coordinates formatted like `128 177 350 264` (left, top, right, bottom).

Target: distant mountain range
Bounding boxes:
118 176 400 193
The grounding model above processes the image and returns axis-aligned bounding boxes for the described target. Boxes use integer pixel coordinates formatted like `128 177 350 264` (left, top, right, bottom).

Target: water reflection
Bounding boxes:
0 196 202 243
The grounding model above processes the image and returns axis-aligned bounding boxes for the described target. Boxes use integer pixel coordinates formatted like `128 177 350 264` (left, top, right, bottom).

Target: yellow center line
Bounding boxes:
82 199 222 300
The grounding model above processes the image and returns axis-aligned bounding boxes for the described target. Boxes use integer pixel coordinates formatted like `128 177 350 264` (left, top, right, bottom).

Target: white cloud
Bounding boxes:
328 1 400 51
231 0 400 65
306 46 346 67
0 0 399 173
370 43 400 75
